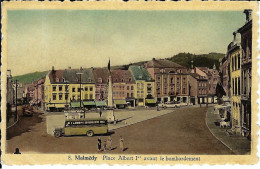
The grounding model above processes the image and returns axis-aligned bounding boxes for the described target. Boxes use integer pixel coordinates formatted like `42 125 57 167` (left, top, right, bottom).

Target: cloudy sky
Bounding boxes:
7 10 245 76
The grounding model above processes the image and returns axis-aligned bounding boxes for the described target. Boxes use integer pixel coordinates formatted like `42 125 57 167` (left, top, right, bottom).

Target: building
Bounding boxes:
44 67 96 111
111 69 135 108
91 67 110 101
32 77 45 108
24 83 35 102
219 54 230 97
129 65 156 107
145 58 189 103
189 72 208 105
191 66 219 104
238 9 252 138
228 31 242 133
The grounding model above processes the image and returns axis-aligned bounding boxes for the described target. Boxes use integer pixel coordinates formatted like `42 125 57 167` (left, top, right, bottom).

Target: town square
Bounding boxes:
1 3 256 165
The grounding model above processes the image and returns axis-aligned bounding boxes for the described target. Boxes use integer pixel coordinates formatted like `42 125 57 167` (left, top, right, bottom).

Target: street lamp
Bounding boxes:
76 72 83 110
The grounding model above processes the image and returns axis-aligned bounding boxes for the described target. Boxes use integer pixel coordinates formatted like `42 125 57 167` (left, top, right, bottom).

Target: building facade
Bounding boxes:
111 69 135 108
238 9 252 138
129 65 155 106
145 58 189 103
228 31 242 133
91 68 110 101
44 67 96 111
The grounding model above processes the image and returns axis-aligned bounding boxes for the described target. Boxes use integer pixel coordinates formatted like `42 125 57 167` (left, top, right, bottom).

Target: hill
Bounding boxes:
167 52 225 69
13 71 48 84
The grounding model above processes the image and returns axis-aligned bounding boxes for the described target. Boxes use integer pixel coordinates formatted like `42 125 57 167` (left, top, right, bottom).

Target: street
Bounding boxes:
6 106 233 154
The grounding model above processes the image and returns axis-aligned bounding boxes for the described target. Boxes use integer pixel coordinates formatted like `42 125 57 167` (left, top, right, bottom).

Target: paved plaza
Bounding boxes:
46 107 175 135
6 106 233 154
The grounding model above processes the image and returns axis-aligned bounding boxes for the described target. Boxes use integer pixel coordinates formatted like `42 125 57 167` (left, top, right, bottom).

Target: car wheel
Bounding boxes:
54 131 61 138
87 130 94 137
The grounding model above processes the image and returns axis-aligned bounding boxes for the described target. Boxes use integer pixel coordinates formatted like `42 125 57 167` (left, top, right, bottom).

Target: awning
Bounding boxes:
70 102 82 108
82 101 96 106
214 105 231 110
145 99 156 104
114 99 127 105
95 101 107 107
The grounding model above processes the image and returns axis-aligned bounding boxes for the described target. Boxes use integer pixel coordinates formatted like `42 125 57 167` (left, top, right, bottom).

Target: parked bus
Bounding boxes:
54 118 108 137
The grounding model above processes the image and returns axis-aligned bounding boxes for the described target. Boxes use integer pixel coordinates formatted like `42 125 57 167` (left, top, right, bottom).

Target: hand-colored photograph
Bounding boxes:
1 1 258 166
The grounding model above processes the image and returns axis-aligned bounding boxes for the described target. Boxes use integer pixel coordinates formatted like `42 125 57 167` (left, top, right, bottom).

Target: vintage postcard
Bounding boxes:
1 0 259 166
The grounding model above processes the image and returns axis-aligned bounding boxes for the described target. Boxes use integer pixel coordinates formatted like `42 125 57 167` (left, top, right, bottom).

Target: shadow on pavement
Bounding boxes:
7 108 44 140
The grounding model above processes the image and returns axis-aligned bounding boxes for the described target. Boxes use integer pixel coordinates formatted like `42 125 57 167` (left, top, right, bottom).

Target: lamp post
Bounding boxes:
76 72 83 110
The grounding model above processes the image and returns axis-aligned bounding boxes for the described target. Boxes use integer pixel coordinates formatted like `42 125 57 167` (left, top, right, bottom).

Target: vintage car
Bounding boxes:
158 102 180 109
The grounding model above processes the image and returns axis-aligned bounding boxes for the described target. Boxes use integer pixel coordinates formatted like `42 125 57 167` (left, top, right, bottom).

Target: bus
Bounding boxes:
53 118 108 137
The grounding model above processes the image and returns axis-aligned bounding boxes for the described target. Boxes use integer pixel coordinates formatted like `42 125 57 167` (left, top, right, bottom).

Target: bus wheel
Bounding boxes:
54 131 61 138
87 130 94 137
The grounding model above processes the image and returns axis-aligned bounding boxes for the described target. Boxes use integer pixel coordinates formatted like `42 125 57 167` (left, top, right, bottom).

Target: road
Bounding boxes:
6 106 233 154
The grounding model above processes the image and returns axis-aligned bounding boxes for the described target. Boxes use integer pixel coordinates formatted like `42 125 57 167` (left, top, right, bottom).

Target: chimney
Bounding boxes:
52 66 54 71
152 58 156 61
244 9 252 23
80 66 83 71
68 66 71 69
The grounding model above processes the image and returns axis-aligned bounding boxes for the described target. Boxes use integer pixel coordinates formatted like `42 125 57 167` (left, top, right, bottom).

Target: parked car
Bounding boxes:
158 102 180 108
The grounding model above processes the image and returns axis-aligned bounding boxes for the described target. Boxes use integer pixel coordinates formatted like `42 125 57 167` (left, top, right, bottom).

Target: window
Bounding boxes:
183 77 186 84
232 78 234 95
90 94 93 99
85 94 88 99
85 87 88 91
77 88 81 92
52 94 56 100
72 87 75 92
72 95 75 100
164 88 167 94
131 93 134 97
129 78 132 82
90 87 93 91
98 78 102 83
177 77 180 84
127 86 129 90
170 77 174 84
59 94 62 100
65 85 68 92
127 93 129 98
59 85 62 91
78 95 80 100
157 77 161 81
65 94 68 100
235 78 237 95
238 54 241 69
53 86 56 91
238 77 240 95
183 88 186 94
235 55 237 70
131 86 134 90
232 57 234 71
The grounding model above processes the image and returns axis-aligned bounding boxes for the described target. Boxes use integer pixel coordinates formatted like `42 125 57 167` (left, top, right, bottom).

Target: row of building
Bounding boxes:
21 58 220 112
219 9 252 138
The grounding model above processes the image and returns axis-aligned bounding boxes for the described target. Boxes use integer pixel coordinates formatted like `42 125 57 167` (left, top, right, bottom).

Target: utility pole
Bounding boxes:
76 72 83 110
15 80 18 120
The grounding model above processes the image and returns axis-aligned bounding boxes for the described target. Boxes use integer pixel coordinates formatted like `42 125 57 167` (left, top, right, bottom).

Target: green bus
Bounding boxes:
54 118 108 137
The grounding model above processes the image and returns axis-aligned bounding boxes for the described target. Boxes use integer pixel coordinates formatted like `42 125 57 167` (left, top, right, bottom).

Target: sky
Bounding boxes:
7 10 246 76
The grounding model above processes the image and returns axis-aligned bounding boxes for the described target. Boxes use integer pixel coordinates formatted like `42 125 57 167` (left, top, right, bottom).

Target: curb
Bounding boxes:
205 107 233 152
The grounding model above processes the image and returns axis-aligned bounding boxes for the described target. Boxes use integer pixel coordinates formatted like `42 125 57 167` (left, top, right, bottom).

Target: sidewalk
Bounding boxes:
205 106 251 155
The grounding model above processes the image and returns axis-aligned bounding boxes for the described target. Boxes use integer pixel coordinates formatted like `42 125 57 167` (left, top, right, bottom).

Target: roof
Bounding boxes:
145 59 185 69
91 68 110 84
129 65 153 81
49 68 95 84
190 73 208 81
111 69 135 84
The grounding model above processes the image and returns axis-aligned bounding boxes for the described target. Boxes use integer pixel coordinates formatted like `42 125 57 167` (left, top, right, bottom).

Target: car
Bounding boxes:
158 102 180 108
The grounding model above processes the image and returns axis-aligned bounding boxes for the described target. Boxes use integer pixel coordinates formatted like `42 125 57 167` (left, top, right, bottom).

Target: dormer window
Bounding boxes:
138 75 142 79
56 78 59 82
62 78 65 82
98 78 102 83
121 79 124 82
129 78 132 82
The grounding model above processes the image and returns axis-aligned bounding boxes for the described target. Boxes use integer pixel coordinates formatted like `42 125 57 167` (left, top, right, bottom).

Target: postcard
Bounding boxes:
1 0 259 166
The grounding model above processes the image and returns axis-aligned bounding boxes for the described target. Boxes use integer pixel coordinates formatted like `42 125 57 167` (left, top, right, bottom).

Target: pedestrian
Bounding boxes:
97 137 102 151
103 141 107 151
119 136 124 152
107 136 112 151
99 109 102 117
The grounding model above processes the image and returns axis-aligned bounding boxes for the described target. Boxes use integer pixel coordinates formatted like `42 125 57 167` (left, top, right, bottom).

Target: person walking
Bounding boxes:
119 136 124 152
97 137 102 151
107 136 112 151
103 141 107 151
